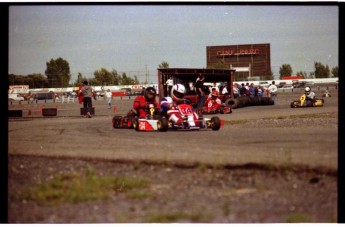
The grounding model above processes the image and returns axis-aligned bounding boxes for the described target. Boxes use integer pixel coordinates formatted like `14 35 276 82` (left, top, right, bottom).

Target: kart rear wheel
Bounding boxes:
157 118 169 132
290 101 298 108
210 116 221 131
113 116 122 128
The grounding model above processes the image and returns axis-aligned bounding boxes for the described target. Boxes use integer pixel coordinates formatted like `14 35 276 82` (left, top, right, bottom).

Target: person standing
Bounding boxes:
165 76 174 96
79 80 94 118
105 89 113 109
195 74 205 117
268 81 278 103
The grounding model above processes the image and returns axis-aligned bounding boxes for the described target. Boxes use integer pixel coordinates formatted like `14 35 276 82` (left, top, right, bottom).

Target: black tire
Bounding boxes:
42 108 57 116
132 119 139 131
112 116 122 128
290 101 298 108
210 116 221 131
157 118 169 132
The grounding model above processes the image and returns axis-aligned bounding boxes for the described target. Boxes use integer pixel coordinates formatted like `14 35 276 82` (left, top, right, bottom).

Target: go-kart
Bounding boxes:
168 103 222 131
112 106 169 132
203 100 232 114
290 94 324 108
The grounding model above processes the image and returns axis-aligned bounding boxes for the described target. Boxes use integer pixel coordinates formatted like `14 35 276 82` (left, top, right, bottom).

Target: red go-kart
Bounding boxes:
112 107 169 132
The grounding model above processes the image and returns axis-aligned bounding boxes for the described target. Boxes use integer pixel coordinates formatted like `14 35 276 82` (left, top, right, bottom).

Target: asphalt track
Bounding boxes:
8 89 338 170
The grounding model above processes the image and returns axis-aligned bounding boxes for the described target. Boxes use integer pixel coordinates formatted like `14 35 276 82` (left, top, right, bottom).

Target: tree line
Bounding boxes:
8 57 338 88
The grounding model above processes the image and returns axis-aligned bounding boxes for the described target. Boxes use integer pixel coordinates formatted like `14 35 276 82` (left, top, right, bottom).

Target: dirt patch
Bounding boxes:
8 154 337 223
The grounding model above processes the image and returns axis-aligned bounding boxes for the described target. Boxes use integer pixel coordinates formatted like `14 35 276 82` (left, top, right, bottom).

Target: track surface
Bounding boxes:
8 89 338 170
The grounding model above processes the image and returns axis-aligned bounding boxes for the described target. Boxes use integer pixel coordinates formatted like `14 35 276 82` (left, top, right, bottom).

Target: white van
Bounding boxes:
8 93 24 101
259 81 270 88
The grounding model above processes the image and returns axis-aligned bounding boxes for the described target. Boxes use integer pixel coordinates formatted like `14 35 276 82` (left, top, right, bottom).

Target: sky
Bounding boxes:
8 4 339 83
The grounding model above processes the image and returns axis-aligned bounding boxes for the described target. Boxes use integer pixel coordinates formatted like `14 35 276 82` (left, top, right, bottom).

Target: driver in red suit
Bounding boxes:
205 89 223 113
133 87 159 118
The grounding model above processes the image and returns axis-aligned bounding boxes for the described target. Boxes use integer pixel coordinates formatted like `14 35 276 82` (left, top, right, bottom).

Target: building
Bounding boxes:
206 43 271 81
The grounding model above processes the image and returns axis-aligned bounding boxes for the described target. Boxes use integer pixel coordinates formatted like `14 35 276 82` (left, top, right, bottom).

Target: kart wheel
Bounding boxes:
113 116 121 128
210 116 221 131
157 118 169 132
290 101 298 108
132 119 139 131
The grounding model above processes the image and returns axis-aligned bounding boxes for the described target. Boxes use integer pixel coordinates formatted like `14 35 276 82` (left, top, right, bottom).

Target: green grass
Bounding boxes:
21 166 150 205
144 211 212 223
286 212 312 223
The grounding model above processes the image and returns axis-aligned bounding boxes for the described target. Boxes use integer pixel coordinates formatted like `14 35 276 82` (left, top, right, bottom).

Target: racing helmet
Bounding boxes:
211 90 219 98
171 84 186 101
144 87 156 102
305 86 311 94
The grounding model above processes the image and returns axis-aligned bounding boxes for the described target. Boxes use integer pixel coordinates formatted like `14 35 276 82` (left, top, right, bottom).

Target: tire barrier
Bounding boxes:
9 110 23 118
225 96 274 109
42 108 57 116
80 107 95 116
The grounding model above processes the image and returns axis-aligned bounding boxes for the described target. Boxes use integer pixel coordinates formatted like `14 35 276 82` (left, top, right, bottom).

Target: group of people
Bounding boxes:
79 77 320 120
233 81 278 102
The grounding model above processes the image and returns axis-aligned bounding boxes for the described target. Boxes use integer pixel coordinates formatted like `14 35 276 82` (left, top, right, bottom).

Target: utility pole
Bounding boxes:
145 64 148 84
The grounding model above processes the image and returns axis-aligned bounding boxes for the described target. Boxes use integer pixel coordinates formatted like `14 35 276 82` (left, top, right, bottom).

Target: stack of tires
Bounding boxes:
225 96 274 109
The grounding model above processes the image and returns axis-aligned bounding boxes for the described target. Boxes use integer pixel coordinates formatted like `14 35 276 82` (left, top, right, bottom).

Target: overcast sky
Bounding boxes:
8 4 339 82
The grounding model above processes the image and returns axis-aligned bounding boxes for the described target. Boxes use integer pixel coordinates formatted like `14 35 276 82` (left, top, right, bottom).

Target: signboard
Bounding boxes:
8 85 29 94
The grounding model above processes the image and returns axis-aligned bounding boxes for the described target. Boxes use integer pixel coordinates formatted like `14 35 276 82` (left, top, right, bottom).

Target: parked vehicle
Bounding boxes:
8 93 24 101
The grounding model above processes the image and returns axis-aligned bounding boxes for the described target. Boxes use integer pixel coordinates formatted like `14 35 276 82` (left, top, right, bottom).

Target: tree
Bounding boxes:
119 72 138 85
159 61 169 68
314 62 330 78
279 64 293 78
211 60 227 69
331 66 338 78
94 68 115 85
45 57 71 88
296 71 307 79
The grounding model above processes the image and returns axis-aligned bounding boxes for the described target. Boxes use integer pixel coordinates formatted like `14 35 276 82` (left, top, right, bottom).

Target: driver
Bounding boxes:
133 87 160 118
304 86 316 107
205 89 223 113
160 84 198 125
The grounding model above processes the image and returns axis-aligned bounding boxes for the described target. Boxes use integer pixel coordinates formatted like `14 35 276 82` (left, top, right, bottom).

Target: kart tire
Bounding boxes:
210 116 221 131
290 101 298 108
132 119 139 131
158 118 169 132
113 116 122 128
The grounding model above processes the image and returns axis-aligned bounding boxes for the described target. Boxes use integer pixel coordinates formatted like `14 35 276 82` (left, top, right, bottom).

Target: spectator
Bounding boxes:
249 83 255 96
195 74 205 117
79 80 94 118
268 81 278 102
233 83 239 98
105 89 113 109
239 83 247 96
165 76 174 96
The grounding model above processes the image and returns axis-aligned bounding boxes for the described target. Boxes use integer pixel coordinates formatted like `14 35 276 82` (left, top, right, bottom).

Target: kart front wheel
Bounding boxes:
157 118 169 132
210 116 221 131
132 119 139 131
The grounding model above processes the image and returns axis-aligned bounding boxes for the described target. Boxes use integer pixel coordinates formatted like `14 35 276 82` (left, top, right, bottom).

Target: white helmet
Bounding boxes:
171 84 186 101
305 86 311 92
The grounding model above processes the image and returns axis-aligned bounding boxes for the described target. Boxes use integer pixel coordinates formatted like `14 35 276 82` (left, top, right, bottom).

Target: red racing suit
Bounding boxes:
133 96 159 118
205 97 222 113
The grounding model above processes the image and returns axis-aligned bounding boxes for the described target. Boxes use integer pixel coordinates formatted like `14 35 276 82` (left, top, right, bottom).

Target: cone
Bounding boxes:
113 106 117 113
